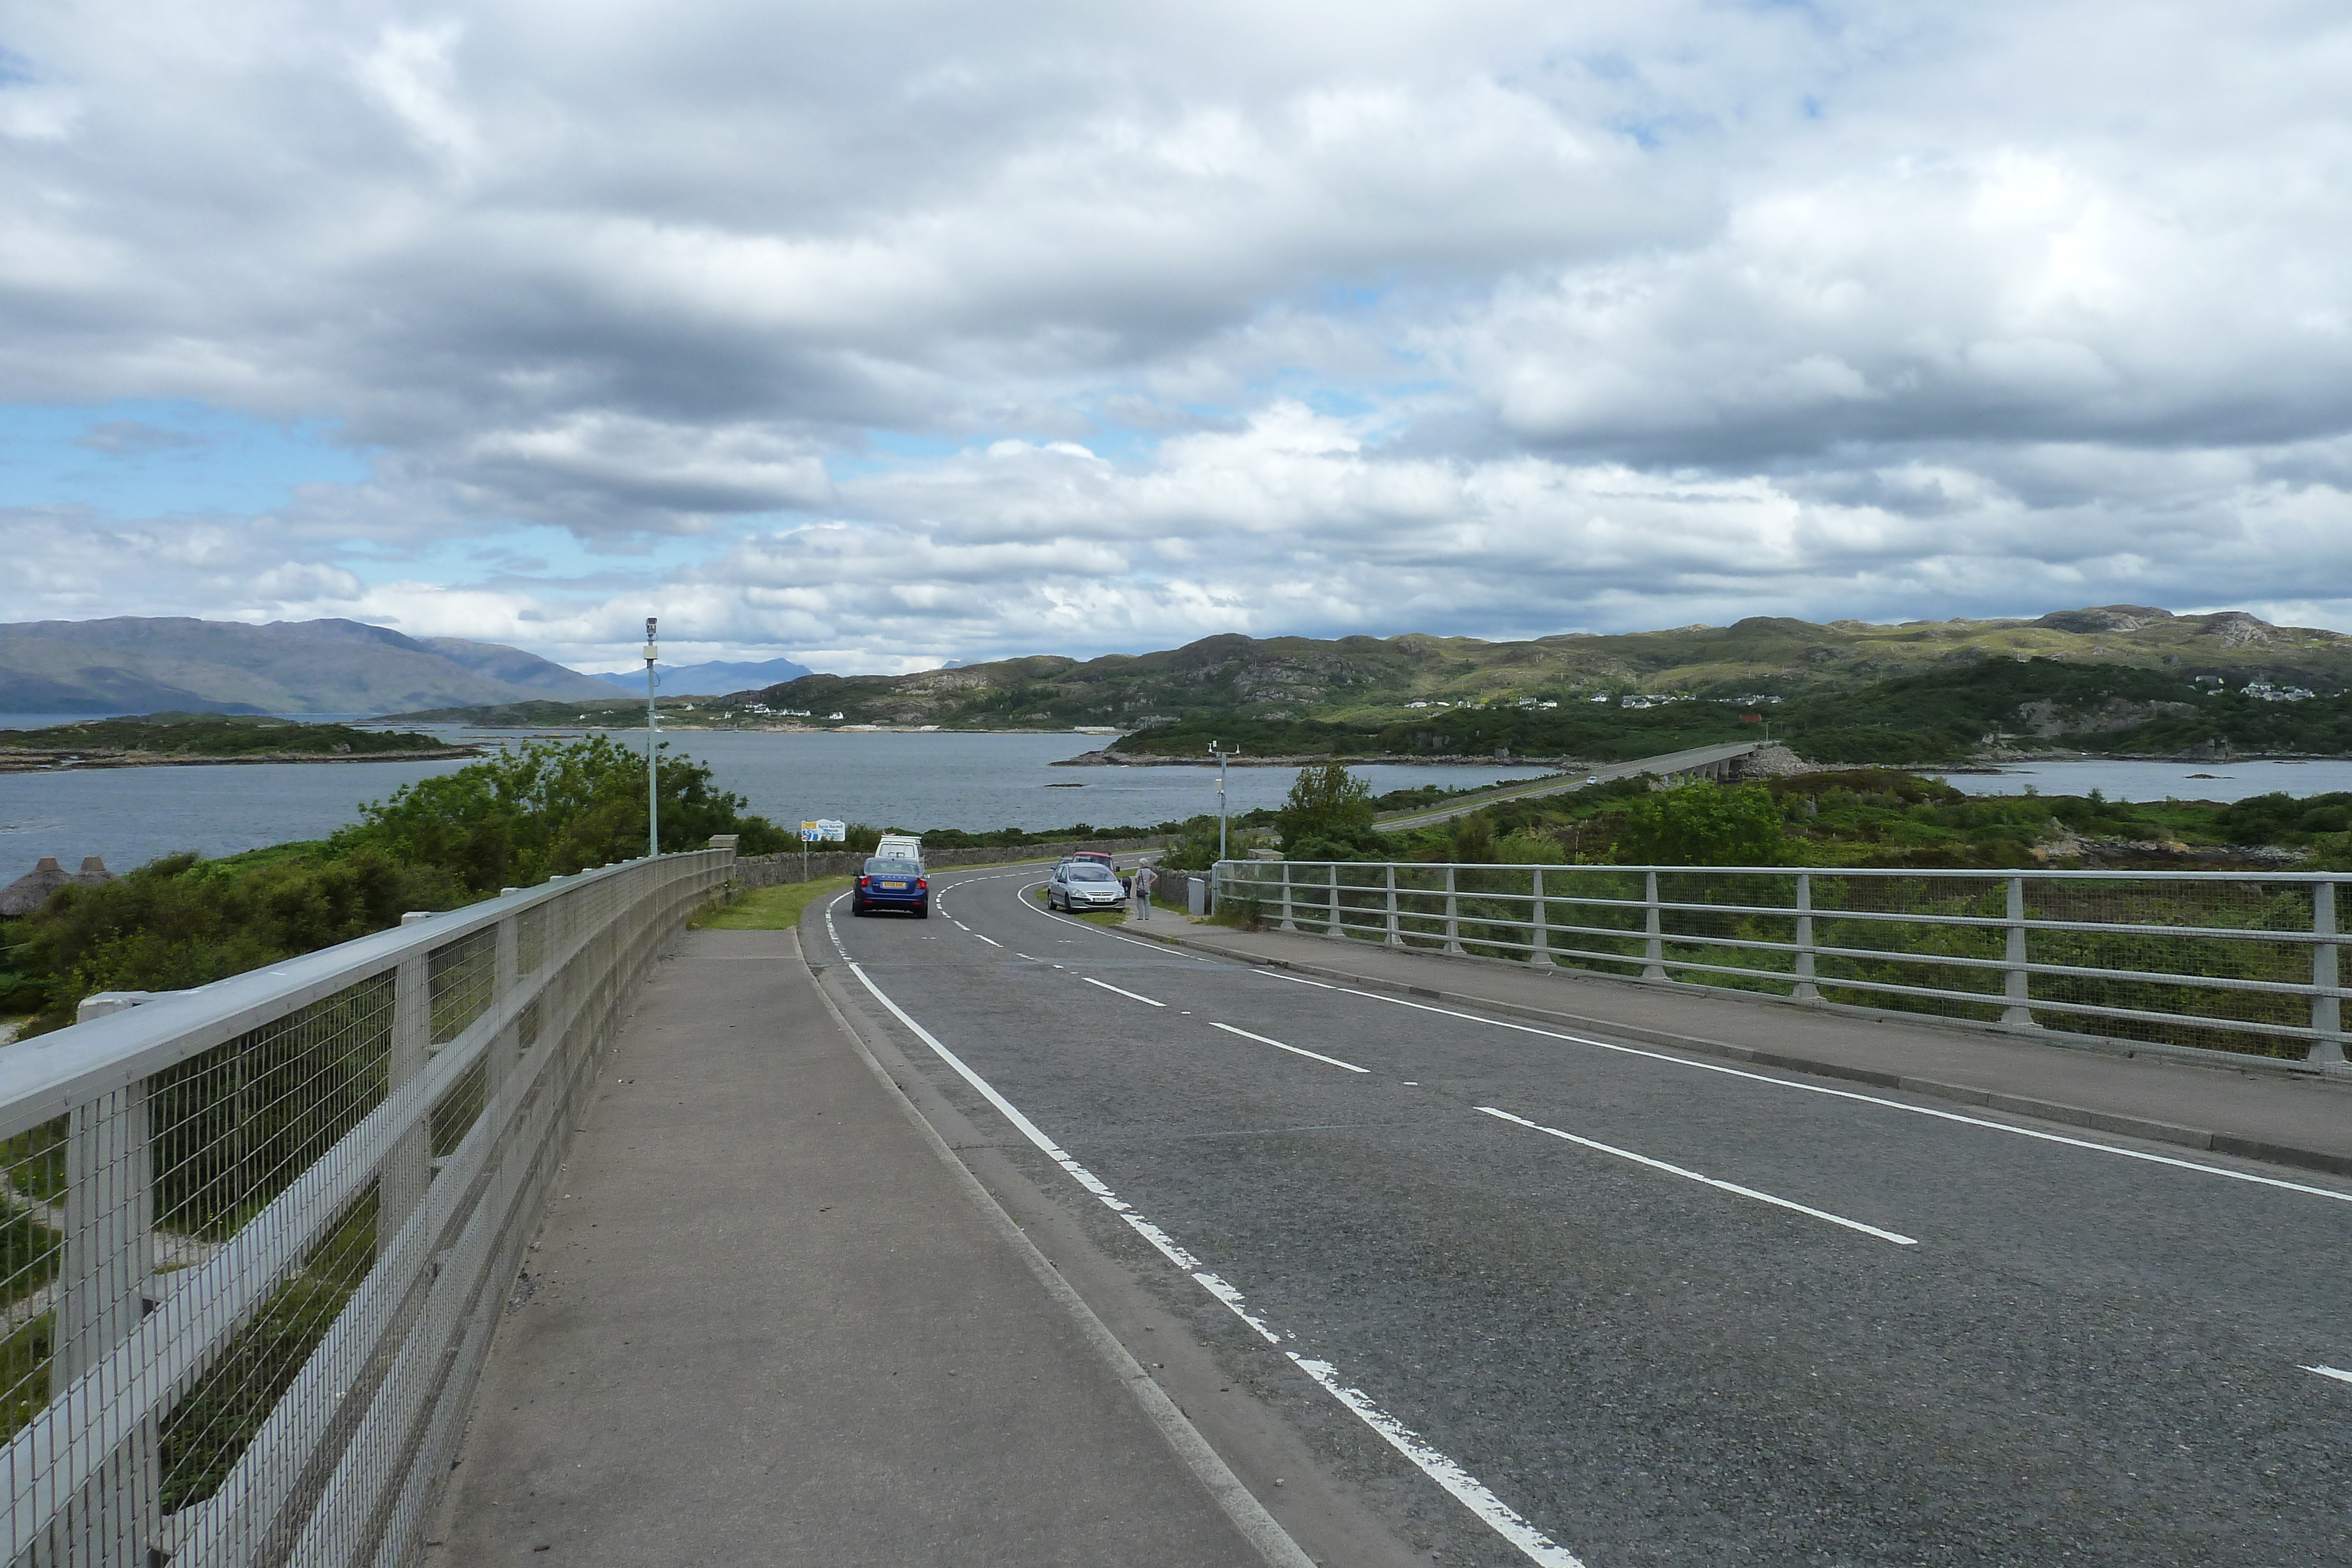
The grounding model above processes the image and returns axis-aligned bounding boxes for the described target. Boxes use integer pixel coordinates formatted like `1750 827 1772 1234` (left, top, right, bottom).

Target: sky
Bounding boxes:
3 2 2350 676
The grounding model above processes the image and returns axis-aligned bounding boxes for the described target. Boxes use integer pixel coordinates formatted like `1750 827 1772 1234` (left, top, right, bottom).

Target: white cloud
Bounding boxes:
2 0 2351 672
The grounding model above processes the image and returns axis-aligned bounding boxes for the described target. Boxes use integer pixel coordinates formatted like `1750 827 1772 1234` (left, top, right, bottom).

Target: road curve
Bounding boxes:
816 861 2352 1568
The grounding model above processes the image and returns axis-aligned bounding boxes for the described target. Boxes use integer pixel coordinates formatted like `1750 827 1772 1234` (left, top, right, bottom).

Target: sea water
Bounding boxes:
0 727 1558 874
9 717 2352 879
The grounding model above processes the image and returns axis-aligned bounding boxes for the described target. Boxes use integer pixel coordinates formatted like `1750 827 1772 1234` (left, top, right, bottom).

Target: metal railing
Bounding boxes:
1212 860 2351 1066
0 847 734 1566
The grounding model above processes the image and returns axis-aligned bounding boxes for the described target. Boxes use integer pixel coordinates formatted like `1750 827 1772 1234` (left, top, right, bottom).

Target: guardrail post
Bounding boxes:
1384 864 1401 947
1278 862 1296 931
1327 864 1344 939
2312 881 2346 1065
383 924 434 1249
54 1024 160 1568
2002 876 2035 1027
1528 868 1549 968
1444 866 1464 954
490 915 520 1104
1642 870 1665 979
1793 872 1820 1002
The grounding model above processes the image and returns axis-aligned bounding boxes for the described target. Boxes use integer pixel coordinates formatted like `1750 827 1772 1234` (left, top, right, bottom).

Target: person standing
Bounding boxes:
1132 861 1158 922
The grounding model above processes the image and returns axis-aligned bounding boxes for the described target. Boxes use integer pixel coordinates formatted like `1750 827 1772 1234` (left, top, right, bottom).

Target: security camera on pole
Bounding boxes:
644 617 660 858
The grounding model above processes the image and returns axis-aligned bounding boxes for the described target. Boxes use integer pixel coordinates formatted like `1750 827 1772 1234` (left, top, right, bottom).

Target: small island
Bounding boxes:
0 713 484 771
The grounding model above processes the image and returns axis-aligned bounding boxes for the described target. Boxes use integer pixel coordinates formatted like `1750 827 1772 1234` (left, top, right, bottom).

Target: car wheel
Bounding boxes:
916 903 930 919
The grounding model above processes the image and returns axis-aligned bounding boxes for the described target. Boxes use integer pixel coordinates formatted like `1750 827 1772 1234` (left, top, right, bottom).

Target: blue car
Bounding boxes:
852 857 929 917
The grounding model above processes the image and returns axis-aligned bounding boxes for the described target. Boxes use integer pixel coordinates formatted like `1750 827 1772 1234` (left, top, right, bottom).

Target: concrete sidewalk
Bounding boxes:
1131 920 2352 1178
430 928 1292 1567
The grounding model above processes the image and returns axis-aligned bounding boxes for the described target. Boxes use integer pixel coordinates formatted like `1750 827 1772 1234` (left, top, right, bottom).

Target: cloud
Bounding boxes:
73 419 206 455
1 0 2350 671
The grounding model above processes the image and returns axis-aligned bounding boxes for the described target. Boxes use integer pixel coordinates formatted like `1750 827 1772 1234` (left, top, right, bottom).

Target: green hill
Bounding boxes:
385 604 2352 764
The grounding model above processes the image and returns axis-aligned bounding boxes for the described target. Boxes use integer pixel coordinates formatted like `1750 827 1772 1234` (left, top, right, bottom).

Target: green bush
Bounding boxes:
1278 763 1381 858
1614 781 1787 867
0 737 792 1031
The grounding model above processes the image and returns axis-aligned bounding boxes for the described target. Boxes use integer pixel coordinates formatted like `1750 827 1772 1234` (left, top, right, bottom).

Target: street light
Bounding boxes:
1208 740 1240 863
643 617 659 858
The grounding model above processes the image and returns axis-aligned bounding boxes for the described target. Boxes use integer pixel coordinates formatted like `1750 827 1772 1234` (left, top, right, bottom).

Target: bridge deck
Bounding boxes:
427 927 1283 1566
1134 920 2352 1177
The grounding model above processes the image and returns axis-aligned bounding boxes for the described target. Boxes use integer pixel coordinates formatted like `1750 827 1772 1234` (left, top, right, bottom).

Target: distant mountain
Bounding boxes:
594 656 815 697
0 616 615 714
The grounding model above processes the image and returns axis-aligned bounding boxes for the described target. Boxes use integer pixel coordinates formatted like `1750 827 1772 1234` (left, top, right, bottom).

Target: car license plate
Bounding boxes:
882 881 908 890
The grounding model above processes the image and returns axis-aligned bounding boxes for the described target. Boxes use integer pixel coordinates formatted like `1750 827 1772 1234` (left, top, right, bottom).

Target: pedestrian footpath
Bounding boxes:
1131 920 2352 1179
430 927 1289 1567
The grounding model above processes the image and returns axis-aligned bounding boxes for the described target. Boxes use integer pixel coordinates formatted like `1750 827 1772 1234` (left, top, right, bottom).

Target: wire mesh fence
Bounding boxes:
0 847 733 1567
1215 860 2351 1066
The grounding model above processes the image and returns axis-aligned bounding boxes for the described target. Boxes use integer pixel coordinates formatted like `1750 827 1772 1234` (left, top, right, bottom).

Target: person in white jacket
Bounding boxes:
1131 862 1159 921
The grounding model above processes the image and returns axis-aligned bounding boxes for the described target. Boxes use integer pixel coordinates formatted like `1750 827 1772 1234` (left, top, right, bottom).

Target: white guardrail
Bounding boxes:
1212 860 2351 1067
0 846 735 1566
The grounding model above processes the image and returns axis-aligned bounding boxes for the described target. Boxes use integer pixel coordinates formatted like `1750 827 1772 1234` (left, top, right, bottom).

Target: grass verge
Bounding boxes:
1027 885 1128 925
694 876 854 931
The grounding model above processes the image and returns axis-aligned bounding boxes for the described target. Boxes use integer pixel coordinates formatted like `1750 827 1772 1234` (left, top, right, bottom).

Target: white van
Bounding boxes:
876 833 923 867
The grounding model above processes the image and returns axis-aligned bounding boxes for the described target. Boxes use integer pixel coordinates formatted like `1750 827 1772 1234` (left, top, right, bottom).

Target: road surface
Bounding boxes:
1375 740 1763 831
816 864 2352 1567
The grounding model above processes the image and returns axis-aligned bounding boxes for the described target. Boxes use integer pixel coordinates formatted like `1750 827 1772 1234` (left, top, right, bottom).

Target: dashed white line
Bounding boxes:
1337 987 2352 1207
2304 1364 2352 1387
1210 1021 1369 1074
826 900 1583 1568
1477 1107 1919 1246
974 932 1002 947
1084 976 1167 1008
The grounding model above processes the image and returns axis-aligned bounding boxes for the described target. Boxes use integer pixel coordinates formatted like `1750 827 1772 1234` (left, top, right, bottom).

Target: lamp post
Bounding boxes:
1208 741 1240 862
643 616 659 858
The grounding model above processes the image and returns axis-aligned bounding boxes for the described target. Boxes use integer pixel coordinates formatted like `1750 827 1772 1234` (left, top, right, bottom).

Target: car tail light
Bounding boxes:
857 875 869 888
916 878 927 891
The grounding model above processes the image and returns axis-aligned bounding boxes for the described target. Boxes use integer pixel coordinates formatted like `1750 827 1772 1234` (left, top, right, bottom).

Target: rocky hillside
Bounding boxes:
721 606 2352 732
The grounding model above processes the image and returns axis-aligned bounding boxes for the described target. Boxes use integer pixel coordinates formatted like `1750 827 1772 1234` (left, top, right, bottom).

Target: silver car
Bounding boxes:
1049 860 1126 912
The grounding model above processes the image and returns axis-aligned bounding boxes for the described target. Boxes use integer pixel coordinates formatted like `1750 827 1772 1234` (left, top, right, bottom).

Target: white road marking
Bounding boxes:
1084 976 1167 1008
2304 1365 2352 1386
1210 1021 1369 1074
1254 969 1335 988
1337 987 2352 1207
825 900 1584 1568
1478 1107 1919 1246
974 932 1002 947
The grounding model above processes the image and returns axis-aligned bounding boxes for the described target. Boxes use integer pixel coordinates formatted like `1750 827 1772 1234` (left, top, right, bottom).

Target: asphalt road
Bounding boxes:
818 864 2352 1567
1374 741 1762 830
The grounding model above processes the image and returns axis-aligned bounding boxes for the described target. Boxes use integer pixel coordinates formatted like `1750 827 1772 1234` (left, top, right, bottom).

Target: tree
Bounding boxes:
1613 781 1786 867
1278 763 1377 858
342 736 789 890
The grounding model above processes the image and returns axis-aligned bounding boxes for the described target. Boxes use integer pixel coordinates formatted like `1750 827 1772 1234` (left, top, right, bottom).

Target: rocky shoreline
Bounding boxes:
0 746 483 774
1053 748 1581 767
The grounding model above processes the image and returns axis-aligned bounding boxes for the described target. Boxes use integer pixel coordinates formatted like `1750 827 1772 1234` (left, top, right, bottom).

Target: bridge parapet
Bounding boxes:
1212 859 2352 1071
0 845 734 1566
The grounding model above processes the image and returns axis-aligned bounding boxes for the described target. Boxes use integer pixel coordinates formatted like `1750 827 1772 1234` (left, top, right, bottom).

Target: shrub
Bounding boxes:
1615 781 1786 867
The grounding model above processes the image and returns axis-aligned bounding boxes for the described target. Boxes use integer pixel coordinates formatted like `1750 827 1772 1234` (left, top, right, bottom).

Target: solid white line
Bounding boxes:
1210 1021 1369 1074
824 902 1583 1568
1084 976 1167 1008
1336 987 2352 1207
1257 970 1335 989
1477 1108 1919 1246
2304 1365 2352 1386
974 932 1002 947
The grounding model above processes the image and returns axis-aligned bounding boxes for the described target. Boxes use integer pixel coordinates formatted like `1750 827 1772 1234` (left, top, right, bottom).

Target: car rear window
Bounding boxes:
865 859 921 875
1066 864 1115 882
